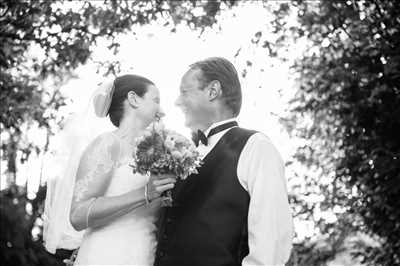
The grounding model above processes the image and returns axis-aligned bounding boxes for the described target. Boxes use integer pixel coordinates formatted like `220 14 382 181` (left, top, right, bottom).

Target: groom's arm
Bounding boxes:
237 133 293 266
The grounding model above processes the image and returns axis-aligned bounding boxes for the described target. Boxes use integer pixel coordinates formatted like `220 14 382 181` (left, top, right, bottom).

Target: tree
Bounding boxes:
0 0 236 184
268 1 400 265
0 1 235 264
0 185 57 266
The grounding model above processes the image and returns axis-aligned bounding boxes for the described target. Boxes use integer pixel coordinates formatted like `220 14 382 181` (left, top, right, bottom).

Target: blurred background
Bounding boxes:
0 0 399 265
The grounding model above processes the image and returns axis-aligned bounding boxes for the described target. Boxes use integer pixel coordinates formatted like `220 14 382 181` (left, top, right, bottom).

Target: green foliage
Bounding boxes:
273 1 400 265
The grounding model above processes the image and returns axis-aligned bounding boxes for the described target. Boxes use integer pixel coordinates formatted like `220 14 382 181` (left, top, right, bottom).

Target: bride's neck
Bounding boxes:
115 115 145 143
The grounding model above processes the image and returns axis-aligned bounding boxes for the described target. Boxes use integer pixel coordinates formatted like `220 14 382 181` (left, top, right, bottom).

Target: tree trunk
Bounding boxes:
6 135 18 186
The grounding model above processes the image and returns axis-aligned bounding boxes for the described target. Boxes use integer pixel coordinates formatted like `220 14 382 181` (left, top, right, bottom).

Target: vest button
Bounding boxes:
162 233 168 240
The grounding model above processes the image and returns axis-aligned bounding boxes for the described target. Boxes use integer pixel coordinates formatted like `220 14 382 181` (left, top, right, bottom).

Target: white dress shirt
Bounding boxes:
197 118 293 266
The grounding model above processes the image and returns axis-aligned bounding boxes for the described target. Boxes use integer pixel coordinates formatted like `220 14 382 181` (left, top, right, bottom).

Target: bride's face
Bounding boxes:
136 84 164 127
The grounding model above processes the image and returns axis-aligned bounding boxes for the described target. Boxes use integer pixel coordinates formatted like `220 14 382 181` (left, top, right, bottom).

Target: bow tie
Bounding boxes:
192 121 238 147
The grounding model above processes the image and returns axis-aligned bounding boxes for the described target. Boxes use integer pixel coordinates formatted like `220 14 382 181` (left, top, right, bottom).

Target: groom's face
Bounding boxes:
176 69 213 131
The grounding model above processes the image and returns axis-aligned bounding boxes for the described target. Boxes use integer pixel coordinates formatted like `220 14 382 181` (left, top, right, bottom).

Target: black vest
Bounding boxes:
154 127 257 266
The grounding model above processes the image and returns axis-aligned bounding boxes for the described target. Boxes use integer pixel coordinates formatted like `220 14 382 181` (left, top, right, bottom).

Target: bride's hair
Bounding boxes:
108 74 154 127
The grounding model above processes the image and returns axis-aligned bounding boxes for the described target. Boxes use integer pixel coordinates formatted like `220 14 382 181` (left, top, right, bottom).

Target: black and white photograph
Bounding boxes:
0 1 399 266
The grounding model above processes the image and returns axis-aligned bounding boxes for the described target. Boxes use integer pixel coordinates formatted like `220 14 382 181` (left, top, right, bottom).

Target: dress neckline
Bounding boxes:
111 131 136 146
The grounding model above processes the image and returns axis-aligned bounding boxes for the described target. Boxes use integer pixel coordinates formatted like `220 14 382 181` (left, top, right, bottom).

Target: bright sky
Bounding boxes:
1 2 320 240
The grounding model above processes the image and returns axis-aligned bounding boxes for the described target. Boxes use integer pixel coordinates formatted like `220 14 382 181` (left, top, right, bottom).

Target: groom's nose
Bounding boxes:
175 96 181 107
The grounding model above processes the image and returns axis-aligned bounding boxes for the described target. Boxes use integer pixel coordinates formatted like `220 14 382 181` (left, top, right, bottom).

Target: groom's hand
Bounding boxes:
147 174 176 201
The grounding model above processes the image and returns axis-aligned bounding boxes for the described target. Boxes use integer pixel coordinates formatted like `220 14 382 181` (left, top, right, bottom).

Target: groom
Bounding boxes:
154 57 293 266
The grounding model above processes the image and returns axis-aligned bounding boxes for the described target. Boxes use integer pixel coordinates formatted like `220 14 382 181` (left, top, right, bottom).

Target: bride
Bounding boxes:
45 74 176 266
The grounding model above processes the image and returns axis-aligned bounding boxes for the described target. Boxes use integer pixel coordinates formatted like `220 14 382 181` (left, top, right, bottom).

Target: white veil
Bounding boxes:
43 80 116 253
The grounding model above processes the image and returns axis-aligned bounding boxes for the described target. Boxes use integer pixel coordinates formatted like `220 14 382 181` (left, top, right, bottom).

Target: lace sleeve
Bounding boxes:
72 133 120 203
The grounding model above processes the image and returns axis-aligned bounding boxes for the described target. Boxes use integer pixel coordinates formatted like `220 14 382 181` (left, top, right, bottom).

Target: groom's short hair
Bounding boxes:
189 57 242 117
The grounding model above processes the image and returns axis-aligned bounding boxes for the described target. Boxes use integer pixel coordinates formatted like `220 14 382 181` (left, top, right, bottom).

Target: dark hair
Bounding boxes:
189 57 242 117
108 74 154 127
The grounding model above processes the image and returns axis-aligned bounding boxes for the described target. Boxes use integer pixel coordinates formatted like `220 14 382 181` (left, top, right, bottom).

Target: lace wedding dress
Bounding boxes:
73 133 159 265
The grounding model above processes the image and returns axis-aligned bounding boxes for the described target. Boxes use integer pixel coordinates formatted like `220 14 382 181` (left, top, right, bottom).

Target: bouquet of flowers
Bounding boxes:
131 121 202 205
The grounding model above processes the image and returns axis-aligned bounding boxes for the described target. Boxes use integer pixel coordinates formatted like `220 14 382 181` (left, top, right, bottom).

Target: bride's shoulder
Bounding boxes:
85 131 121 155
93 131 119 143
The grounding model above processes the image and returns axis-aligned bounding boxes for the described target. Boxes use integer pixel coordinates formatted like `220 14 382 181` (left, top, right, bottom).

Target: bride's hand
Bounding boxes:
146 174 176 201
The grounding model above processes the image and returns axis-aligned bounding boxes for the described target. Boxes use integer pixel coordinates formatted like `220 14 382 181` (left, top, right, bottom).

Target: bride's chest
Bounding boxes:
105 159 148 196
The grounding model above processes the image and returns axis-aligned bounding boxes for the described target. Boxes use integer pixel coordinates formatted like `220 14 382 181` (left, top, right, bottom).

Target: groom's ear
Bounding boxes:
127 91 140 108
207 80 222 101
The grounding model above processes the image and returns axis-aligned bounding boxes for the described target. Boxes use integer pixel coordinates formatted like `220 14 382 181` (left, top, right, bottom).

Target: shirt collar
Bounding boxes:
204 118 237 137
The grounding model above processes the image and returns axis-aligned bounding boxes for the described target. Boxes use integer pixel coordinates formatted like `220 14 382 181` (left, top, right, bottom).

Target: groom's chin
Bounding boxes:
184 119 191 129
183 118 194 130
